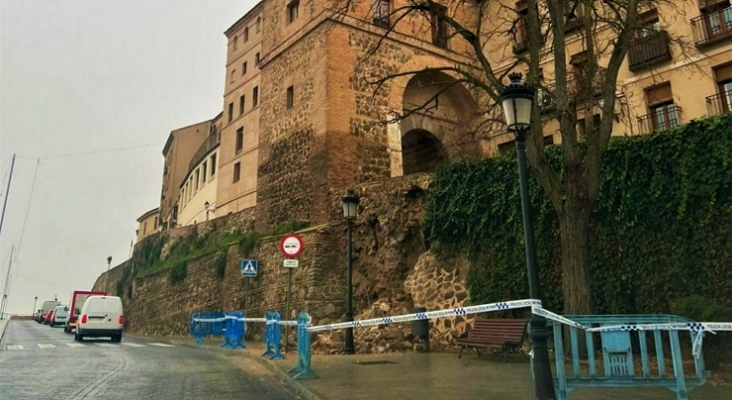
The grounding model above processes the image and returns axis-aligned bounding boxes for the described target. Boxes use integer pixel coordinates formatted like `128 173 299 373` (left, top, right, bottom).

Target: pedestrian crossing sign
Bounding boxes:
240 259 258 278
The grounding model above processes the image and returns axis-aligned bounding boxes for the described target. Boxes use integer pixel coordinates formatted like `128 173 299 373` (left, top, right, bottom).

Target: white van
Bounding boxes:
75 295 124 342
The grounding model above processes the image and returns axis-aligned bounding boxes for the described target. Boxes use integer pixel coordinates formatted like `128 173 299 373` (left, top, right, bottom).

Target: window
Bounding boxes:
230 69 236 83
714 63 732 112
701 1 732 38
236 127 244 153
233 162 241 183
373 0 390 28
253 86 259 107
576 114 601 139
565 0 586 31
255 52 261 65
430 5 448 48
210 154 217 176
286 86 294 108
645 83 679 130
228 103 233 123
195 170 200 190
202 162 207 183
287 0 299 23
638 9 661 38
233 36 238 50
244 27 249 42
143 222 147 235
256 16 261 32
512 1 529 54
239 95 245 115
243 61 247 75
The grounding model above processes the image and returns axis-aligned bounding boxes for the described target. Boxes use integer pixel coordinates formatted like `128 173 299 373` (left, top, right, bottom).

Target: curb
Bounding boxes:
168 337 323 400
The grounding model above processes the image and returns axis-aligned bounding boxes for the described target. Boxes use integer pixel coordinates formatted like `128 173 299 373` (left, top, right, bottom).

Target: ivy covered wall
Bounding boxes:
426 114 732 316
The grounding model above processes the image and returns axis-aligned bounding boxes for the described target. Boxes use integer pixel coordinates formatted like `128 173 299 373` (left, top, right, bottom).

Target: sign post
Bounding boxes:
280 234 304 353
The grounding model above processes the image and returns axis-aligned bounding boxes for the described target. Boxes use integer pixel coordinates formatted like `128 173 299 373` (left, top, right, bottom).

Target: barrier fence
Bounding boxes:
189 301 732 387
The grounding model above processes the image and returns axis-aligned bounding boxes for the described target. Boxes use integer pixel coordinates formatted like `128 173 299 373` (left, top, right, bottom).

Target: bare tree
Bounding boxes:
332 0 690 314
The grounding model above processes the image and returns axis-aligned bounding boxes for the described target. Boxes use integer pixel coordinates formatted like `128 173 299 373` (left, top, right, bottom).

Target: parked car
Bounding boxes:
34 309 44 323
39 300 60 323
51 306 68 327
44 310 55 325
75 296 124 342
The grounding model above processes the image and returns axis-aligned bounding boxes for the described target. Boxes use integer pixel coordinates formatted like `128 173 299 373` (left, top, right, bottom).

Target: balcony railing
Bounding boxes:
627 30 672 72
637 105 682 134
691 6 732 47
706 90 732 115
568 67 607 99
188 134 219 173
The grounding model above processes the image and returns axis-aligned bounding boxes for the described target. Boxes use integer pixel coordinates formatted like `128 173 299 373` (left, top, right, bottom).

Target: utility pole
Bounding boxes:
0 154 16 244
0 246 15 320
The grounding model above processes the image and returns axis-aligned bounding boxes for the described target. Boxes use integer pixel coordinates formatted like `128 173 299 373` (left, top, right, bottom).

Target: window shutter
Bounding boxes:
645 83 673 106
714 63 732 82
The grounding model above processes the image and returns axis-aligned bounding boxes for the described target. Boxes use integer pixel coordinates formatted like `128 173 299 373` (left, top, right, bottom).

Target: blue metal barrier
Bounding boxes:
288 312 317 380
222 311 246 349
189 311 226 345
262 311 285 360
189 310 246 349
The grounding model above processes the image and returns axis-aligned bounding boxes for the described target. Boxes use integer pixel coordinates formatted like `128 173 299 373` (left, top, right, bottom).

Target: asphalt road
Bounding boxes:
0 320 300 400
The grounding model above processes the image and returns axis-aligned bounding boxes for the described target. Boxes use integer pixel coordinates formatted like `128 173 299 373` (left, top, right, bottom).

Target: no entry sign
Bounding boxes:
279 234 304 258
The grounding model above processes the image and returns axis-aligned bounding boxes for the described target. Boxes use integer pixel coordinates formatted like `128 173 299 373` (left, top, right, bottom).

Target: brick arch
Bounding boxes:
402 129 448 175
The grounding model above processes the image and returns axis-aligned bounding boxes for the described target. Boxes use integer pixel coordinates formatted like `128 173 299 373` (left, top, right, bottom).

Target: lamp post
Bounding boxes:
107 256 112 272
499 72 556 400
341 189 359 355
204 201 210 221
33 296 38 316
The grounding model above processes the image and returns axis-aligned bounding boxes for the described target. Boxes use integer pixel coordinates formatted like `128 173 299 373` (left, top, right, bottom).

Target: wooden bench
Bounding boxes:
549 314 708 400
456 318 528 362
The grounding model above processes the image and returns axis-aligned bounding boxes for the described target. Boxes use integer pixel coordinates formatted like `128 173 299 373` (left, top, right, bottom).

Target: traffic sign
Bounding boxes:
241 259 258 278
283 259 299 268
279 234 304 258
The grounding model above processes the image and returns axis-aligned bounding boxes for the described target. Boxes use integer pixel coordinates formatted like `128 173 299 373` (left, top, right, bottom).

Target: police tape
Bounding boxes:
531 306 587 330
307 299 548 333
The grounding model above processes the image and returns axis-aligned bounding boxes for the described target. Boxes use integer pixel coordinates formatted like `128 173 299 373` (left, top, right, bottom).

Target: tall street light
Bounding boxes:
33 296 38 315
500 72 556 400
341 189 359 355
204 201 210 221
107 256 113 272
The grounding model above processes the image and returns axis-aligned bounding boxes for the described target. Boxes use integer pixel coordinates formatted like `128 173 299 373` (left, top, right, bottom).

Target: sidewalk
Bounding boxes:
167 336 731 400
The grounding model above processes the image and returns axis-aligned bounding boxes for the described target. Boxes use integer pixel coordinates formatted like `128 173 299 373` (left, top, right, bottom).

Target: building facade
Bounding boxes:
159 120 212 228
135 208 160 241
158 0 732 229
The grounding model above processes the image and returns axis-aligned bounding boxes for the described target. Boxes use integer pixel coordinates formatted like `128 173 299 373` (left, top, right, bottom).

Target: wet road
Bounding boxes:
0 320 299 400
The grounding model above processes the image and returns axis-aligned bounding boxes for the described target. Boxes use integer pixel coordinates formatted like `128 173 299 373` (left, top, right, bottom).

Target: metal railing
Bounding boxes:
706 90 732 115
637 105 682 134
691 6 732 47
628 30 672 72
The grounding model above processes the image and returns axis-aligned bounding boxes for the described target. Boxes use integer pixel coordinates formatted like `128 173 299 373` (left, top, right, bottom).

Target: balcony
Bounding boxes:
706 90 732 115
568 67 607 99
637 105 682 134
627 30 672 72
691 6 732 48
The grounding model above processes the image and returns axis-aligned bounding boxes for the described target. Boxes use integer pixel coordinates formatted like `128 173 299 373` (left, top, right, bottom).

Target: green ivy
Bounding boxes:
426 114 732 315
214 251 227 280
169 261 188 284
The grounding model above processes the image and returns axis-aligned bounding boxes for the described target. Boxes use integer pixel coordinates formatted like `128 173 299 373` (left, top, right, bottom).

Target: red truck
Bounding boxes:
64 290 107 333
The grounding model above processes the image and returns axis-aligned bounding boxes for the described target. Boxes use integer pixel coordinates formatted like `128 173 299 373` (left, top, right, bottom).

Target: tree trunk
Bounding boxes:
558 195 593 316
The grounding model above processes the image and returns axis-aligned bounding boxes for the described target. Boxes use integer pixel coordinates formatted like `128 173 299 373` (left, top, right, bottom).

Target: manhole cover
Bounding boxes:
354 360 397 365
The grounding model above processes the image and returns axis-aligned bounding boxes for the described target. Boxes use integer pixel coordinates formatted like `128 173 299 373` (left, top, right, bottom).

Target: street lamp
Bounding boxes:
204 201 210 221
33 296 38 316
107 256 112 272
499 72 556 400
341 189 359 355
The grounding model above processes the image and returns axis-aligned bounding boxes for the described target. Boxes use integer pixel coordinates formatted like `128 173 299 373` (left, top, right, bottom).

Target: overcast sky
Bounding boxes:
0 0 256 315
